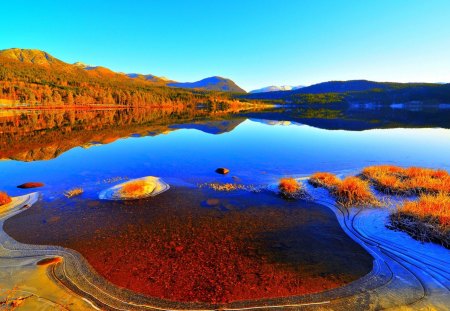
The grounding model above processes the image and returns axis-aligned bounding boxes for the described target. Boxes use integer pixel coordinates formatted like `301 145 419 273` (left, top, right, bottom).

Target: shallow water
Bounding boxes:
1 107 450 304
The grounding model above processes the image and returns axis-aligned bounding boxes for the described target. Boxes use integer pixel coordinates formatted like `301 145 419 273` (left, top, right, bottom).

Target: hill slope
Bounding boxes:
168 76 246 93
0 48 245 93
245 79 449 104
0 48 247 106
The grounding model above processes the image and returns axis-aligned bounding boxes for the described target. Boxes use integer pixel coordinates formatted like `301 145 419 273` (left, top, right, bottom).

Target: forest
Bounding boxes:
0 50 246 107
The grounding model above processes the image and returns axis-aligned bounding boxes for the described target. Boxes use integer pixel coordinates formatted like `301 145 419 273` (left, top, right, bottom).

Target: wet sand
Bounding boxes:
4 186 372 303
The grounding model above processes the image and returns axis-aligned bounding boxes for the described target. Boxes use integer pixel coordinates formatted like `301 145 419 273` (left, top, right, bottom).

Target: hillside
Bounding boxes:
250 85 304 93
0 48 248 106
168 76 246 93
245 80 450 104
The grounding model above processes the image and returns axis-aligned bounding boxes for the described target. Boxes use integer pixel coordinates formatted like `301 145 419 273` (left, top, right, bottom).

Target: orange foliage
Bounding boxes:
362 165 450 195
398 192 450 229
278 177 301 194
119 180 148 197
309 172 342 189
335 177 378 207
0 191 12 206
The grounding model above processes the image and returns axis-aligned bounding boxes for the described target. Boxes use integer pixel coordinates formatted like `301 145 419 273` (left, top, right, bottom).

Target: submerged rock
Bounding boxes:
17 182 45 189
99 176 170 200
215 168 230 175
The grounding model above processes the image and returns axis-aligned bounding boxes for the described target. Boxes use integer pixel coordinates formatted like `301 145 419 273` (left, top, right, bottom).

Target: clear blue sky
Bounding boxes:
1 0 449 91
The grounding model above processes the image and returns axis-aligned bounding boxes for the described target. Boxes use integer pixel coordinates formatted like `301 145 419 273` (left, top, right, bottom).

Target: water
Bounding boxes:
1 107 450 303
1 117 450 198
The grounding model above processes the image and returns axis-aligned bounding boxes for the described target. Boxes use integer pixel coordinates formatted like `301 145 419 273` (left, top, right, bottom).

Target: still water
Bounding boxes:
1 108 450 303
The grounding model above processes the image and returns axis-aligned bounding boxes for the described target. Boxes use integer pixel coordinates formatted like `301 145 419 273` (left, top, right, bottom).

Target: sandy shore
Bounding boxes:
1 187 449 310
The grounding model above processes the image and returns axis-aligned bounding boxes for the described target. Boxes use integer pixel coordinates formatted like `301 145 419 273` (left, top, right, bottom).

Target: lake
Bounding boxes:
1 106 450 304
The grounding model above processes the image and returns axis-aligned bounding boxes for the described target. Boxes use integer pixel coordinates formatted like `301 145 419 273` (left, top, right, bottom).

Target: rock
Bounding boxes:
215 168 230 175
17 182 45 189
36 257 62 266
99 176 170 200
205 198 220 206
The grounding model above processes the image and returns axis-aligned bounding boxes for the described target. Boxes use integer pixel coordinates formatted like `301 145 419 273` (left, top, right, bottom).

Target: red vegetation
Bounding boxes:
335 177 378 207
278 177 301 194
17 182 44 189
309 173 377 207
118 180 148 198
0 191 12 206
398 192 450 228
309 172 342 189
362 165 450 195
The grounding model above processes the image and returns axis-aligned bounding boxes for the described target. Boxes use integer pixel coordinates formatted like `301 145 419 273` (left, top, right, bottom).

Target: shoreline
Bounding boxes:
1 184 449 310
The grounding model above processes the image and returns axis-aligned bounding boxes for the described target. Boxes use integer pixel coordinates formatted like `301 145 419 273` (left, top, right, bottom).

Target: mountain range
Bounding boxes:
0 48 246 93
249 85 304 93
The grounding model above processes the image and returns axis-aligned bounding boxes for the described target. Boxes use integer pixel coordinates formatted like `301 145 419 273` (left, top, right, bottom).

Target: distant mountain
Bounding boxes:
168 76 246 93
250 85 304 94
245 79 450 105
126 73 170 83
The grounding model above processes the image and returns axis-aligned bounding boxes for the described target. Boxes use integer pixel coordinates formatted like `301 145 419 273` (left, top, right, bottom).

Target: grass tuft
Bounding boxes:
309 172 341 189
119 180 148 197
334 177 379 207
64 187 84 198
391 192 450 248
362 165 450 195
0 191 12 206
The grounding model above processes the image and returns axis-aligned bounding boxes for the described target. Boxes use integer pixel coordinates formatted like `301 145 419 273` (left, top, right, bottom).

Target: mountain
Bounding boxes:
244 79 450 104
250 85 304 94
0 48 249 107
168 76 246 93
126 73 169 83
0 48 67 67
0 48 244 93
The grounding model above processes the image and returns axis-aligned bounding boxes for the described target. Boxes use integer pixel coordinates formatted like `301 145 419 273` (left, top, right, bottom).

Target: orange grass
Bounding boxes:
398 192 450 229
63 187 84 198
334 177 378 207
0 191 12 206
309 172 342 189
362 165 450 195
119 180 148 197
278 177 301 194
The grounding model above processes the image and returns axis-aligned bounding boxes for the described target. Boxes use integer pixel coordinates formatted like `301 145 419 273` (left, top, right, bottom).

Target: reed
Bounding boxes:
64 187 84 198
309 172 341 189
0 191 12 206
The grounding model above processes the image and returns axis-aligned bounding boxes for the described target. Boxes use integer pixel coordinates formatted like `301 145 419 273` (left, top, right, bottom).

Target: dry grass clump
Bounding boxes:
334 177 379 207
309 172 342 189
0 191 12 206
391 192 450 248
119 180 148 197
64 187 84 198
199 183 260 192
279 177 300 194
362 165 450 195
309 173 378 207
278 177 308 200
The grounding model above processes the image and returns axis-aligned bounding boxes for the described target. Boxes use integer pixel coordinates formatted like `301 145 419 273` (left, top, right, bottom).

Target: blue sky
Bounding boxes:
1 0 449 91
